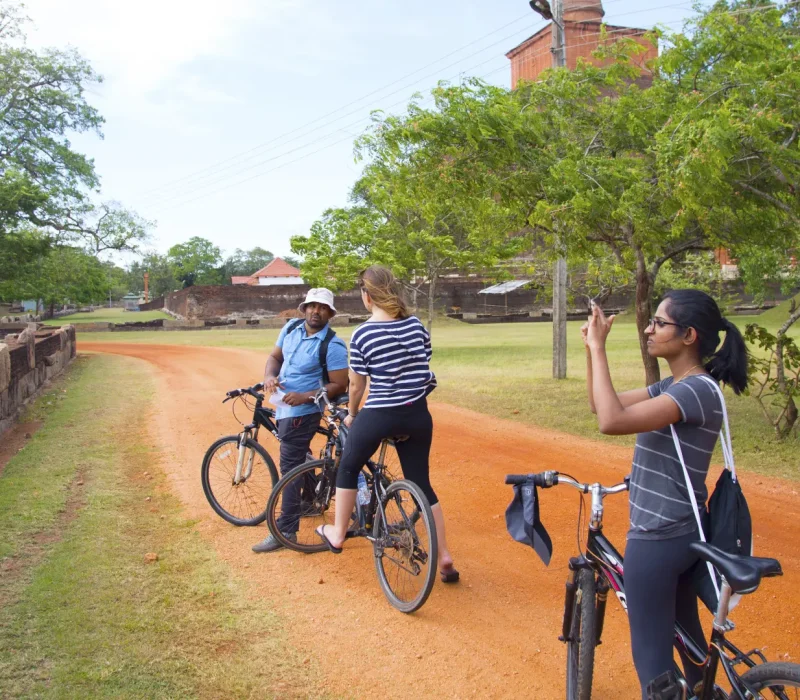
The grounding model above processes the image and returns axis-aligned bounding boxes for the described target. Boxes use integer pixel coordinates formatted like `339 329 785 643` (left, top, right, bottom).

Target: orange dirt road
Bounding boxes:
80 341 800 699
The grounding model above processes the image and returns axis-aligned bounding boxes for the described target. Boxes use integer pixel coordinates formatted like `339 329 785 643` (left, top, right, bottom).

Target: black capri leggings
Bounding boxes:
336 397 438 506
625 531 707 698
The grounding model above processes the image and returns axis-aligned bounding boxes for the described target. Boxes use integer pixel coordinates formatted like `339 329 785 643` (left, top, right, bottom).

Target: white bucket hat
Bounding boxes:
298 287 337 315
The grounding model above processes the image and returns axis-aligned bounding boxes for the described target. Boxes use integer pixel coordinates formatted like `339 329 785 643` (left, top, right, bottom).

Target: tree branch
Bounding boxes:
651 238 709 277
735 181 800 224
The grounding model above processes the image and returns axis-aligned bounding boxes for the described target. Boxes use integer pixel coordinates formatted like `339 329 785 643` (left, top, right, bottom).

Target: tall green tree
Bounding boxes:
167 237 223 287
221 246 274 280
293 84 525 329
1 244 108 313
127 252 179 298
434 3 800 382
0 1 149 271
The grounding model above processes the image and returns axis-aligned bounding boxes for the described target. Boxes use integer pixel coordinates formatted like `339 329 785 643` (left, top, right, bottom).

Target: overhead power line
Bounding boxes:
143 0 790 215
133 13 545 203
135 0 641 206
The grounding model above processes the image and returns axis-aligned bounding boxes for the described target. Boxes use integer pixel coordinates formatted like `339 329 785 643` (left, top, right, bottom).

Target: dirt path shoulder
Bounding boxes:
80 342 800 699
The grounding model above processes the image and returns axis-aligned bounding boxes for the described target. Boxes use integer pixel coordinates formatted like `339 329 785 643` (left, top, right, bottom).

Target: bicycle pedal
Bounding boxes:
646 671 688 700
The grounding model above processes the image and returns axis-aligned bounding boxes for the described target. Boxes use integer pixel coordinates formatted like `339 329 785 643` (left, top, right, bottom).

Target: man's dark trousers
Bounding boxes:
275 413 320 534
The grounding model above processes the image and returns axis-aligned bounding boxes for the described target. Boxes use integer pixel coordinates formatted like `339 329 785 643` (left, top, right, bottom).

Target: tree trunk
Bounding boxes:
426 274 436 333
774 301 800 437
634 249 660 385
552 256 568 379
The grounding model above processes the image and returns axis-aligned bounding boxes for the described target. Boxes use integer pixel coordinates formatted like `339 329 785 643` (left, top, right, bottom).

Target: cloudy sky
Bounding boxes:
23 0 698 262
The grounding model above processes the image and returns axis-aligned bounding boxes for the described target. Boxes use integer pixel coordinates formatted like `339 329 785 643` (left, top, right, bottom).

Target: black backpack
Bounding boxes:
285 318 337 384
674 375 753 612
692 469 753 611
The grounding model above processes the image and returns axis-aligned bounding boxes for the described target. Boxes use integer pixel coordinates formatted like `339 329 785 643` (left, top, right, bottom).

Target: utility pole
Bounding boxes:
531 0 568 378
551 0 567 379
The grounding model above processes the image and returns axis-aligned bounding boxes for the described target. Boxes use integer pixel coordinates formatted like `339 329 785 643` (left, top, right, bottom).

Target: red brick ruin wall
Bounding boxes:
156 280 635 320
0 325 77 435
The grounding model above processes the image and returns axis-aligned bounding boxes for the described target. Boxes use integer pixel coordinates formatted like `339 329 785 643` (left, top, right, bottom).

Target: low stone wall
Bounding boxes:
71 314 360 333
139 296 164 311
0 325 77 436
88 277 799 324
156 284 365 320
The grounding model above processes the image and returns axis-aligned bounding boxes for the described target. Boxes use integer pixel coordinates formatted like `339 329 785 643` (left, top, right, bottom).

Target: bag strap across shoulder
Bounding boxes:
669 373 732 602
695 374 736 482
671 425 721 601
285 318 336 385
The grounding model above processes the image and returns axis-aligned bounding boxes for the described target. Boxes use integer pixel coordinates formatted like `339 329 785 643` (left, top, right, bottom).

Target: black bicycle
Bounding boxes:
505 470 799 700
200 383 281 525
266 390 438 614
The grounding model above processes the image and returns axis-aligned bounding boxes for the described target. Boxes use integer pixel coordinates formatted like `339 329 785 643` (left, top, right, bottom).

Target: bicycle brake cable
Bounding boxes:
576 492 586 558
232 396 244 427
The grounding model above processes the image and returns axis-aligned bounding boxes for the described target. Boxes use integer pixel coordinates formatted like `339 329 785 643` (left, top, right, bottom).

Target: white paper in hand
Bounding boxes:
269 389 290 409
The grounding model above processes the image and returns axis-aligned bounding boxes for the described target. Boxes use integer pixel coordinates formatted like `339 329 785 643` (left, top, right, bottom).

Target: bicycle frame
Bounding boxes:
569 507 773 699
230 389 341 485
232 396 280 484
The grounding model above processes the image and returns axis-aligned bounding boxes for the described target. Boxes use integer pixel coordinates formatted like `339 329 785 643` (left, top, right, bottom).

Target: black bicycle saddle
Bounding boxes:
689 542 782 595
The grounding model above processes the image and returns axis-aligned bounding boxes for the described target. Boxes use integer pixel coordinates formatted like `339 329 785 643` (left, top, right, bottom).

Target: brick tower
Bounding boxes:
506 0 657 86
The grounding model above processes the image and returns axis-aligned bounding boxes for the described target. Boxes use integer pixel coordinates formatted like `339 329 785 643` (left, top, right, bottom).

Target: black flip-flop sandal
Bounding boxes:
316 526 343 554
440 567 460 583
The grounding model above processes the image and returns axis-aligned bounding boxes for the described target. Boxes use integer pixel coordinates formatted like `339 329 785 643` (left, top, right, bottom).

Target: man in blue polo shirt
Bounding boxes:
252 288 348 553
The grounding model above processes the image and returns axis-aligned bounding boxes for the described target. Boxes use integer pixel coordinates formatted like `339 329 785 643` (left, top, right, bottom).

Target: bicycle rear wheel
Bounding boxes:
201 436 277 526
266 459 337 553
566 568 597 700
739 662 800 698
373 479 437 614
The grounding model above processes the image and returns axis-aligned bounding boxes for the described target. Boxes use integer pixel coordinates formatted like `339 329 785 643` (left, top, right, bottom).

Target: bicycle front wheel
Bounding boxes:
566 567 596 700
266 459 337 553
373 479 437 614
739 662 800 698
201 436 277 526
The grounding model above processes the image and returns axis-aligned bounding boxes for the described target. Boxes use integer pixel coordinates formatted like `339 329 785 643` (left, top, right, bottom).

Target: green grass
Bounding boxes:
0 354 318 698
81 313 800 479
755 294 800 327
42 307 171 325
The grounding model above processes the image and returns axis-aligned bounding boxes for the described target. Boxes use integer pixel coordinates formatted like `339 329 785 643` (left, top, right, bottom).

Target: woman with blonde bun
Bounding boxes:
316 265 458 582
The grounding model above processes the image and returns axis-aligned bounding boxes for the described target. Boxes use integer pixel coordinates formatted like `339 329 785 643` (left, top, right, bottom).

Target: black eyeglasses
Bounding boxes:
647 318 685 330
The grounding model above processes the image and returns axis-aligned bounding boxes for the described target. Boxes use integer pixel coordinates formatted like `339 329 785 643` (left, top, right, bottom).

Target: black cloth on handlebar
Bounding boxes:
505 478 553 566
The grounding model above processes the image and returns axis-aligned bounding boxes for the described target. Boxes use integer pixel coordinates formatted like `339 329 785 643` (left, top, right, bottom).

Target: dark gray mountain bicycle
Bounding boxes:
266 389 438 614
201 383 279 526
505 470 798 700
201 383 349 526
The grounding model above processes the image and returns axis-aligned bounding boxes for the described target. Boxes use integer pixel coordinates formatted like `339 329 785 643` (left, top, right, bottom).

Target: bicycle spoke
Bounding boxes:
204 440 273 523
373 481 435 611
267 461 339 551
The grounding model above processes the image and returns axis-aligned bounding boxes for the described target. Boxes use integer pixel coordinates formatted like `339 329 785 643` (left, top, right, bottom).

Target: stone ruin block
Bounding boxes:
0 343 10 393
17 328 35 370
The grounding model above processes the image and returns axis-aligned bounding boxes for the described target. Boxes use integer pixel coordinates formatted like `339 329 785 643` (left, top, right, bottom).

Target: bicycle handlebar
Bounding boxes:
504 470 629 496
223 383 265 403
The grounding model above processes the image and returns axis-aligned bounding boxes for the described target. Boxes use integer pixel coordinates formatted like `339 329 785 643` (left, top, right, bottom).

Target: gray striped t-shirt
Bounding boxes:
627 374 723 541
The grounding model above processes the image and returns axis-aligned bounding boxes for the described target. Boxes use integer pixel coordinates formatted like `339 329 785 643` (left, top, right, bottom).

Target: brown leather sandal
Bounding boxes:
440 566 460 583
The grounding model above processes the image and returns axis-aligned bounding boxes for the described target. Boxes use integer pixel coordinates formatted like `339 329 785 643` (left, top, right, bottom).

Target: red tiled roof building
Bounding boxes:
231 257 303 286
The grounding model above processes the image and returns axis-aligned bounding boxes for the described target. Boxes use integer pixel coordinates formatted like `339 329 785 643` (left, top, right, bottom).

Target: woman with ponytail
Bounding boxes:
582 289 747 698
316 265 458 583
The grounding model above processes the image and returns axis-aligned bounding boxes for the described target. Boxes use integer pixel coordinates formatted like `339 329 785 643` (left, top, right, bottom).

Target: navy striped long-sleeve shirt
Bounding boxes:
349 316 437 408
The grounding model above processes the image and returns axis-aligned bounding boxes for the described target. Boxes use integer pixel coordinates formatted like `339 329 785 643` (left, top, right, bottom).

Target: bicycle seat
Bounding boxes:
689 542 782 595
333 393 349 407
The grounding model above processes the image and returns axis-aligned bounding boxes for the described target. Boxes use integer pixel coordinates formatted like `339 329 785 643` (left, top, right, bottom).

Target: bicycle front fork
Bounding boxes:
233 432 255 484
559 556 609 646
